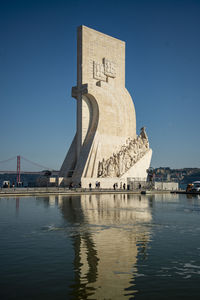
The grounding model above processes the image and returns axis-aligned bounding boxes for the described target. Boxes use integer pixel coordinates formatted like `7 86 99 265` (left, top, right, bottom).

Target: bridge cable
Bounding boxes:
20 156 54 171
0 156 17 164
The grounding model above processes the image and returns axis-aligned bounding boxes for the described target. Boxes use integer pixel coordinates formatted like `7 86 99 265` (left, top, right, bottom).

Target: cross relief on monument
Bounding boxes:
93 58 116 84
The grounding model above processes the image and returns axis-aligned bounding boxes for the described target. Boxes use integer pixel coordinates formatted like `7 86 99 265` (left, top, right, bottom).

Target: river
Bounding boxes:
1 193 200 299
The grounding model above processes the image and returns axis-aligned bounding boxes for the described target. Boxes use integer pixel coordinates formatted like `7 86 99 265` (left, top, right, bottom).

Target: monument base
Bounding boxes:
60 149 152 189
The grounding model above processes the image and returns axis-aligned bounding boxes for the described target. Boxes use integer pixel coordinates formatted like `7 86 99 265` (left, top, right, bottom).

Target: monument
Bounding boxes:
59 26 152 188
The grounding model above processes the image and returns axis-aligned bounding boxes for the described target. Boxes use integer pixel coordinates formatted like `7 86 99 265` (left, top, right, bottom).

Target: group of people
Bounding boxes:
88 182 128 190
98 127 149 178
113 182 127 190
88 181 100 190
2 181 23 188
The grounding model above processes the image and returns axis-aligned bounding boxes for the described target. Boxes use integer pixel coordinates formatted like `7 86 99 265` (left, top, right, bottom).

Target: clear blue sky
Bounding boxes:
0 0 200 171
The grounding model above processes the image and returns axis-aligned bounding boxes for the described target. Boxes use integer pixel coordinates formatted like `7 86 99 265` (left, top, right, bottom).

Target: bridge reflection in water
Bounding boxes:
49 193 152 299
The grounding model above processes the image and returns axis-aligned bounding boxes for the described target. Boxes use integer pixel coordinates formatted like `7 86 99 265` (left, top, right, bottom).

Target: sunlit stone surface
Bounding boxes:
60 26 152 187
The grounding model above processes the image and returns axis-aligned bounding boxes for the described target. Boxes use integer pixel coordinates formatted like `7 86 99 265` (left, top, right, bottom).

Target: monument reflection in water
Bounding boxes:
58 194 152 299
2 193 200 299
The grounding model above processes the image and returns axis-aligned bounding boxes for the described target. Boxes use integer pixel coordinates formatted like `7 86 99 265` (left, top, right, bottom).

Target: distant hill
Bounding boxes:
154 167 200 185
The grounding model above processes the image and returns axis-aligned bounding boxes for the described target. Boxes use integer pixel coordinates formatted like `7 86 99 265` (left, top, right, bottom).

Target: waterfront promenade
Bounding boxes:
0 187 172 197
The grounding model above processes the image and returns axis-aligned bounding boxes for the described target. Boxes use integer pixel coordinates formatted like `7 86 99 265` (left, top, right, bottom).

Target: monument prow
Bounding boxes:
60 26 152 188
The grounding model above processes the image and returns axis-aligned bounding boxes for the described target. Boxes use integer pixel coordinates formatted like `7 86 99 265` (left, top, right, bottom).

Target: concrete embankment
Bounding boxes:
0 187 173 197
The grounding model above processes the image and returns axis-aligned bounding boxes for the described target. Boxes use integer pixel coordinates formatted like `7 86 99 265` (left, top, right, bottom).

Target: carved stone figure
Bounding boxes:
140 127 148 141
98 161 103 177
107 157 116 177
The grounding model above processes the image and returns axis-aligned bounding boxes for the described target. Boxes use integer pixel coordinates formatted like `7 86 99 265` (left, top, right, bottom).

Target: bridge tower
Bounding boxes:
17 155 21 185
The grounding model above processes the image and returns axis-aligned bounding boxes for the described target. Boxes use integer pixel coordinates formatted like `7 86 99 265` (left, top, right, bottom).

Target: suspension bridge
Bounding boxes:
0 155 57 184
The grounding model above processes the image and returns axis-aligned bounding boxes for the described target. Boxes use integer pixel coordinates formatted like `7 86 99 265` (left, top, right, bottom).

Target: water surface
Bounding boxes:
1 193 200 299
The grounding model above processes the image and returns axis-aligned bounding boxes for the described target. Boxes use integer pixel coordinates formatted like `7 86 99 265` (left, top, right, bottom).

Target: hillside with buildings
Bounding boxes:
154 167 200 185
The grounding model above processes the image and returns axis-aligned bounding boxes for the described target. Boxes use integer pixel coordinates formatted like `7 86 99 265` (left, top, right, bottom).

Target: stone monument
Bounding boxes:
59 25 152 188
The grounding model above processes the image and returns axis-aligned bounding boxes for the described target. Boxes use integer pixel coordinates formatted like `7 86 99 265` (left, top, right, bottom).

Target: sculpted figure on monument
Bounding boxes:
107 157 116 177
113 153 119 176
127 145 135 160
118 151 125 176
97 161 103 177
97 127 150 178
103 159 108 177
124 150 132 171
140 127 149 146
